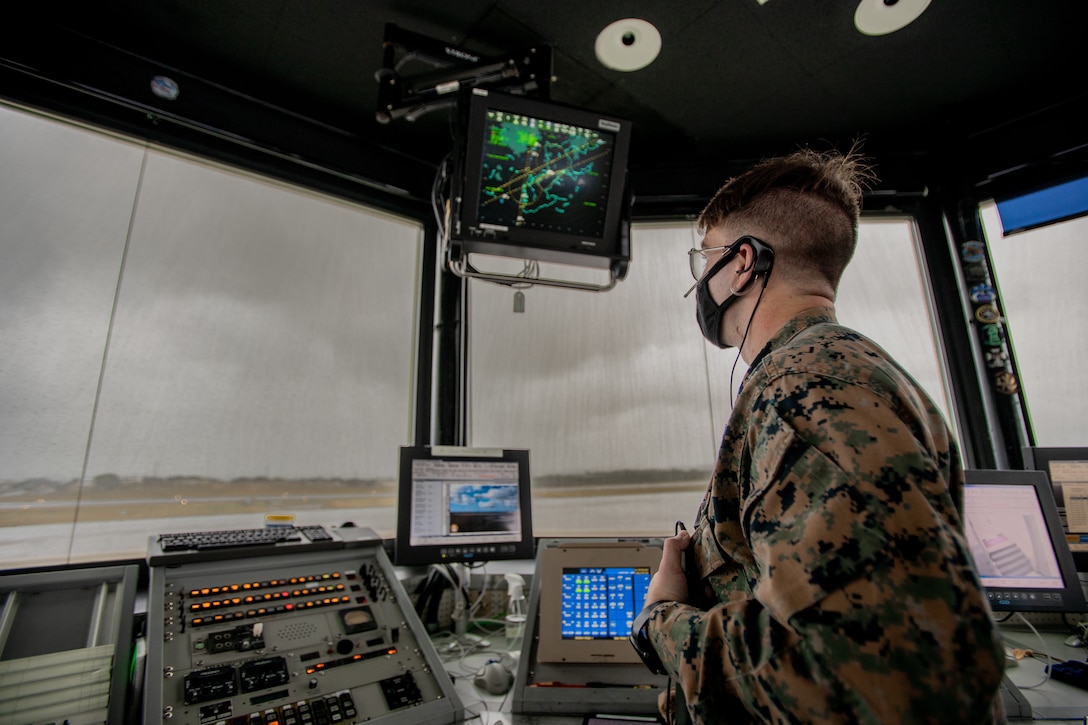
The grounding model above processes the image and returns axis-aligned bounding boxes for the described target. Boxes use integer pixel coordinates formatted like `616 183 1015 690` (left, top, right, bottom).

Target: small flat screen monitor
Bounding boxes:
452 88 632 271
536 539 660 664
964 469 1085 612
1023 447 1088 562
395 446 534 566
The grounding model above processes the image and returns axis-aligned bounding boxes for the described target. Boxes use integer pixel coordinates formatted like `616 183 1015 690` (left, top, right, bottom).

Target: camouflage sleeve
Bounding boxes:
647 372 1005 723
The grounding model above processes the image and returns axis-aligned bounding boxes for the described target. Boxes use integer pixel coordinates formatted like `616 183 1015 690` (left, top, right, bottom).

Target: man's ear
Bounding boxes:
733 243 758 290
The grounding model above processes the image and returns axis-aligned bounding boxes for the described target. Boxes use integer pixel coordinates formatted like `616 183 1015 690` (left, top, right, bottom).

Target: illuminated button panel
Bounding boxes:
147 543 460 725
188 572 351 626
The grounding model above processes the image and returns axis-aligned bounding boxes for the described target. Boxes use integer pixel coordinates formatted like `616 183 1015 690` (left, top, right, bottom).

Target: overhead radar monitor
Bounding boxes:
477 110 613 236
451 89 632 277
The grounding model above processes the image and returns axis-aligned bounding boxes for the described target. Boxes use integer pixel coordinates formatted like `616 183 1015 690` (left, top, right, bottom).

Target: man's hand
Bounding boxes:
645 530 691 604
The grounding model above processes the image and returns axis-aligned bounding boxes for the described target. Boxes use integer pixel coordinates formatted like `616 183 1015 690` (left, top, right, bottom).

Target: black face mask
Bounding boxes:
692 236 775 349
695 269 741 349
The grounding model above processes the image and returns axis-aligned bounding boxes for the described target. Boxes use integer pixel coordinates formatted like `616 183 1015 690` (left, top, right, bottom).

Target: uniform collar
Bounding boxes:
745 306 838 379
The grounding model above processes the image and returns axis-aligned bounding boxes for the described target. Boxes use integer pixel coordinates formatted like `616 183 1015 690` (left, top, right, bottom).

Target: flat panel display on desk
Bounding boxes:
535 539 661 665
452 89 632 271
1023 446 1088 568
964 469 1086 613
395 446 534 566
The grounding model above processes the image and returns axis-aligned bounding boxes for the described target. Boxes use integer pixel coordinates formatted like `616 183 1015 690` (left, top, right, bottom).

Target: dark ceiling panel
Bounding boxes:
3 0 1084 204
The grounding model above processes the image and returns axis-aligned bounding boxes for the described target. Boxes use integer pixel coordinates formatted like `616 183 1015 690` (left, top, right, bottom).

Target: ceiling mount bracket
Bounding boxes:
374 23 553 125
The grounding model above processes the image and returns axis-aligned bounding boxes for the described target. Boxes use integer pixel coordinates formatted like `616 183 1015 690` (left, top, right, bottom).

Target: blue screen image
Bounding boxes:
561 566 651 640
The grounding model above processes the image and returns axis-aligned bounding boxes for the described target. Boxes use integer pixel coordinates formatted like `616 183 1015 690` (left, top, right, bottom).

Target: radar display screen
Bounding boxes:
473 110 618 238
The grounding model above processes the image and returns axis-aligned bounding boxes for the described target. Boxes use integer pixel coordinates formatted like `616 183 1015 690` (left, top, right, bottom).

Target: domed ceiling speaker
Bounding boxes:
595 18 662 72
854 0 932 36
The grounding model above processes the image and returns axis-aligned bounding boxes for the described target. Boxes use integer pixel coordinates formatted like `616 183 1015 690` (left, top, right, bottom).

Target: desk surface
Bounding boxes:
438 631 591 725
1002 625 1088 722
438 626 1088 724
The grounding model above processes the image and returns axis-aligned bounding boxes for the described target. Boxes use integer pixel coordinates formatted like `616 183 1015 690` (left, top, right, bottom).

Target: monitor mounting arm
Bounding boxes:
446 253 622 293
436 189 627 293
375 24 553 124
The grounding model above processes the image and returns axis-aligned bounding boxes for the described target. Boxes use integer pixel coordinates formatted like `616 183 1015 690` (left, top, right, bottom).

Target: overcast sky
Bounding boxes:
467 219 954 477
1 105 420 482
3 103 1082 492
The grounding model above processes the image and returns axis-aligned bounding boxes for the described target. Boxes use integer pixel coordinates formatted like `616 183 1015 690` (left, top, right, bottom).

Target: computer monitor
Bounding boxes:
1023 447 1088 562
394 446 534 566
535 539 660 664
963 469 1086 612
451 88 632 272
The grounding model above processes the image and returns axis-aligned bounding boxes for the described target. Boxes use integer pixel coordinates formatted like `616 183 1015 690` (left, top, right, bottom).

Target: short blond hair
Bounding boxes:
698 148 876 290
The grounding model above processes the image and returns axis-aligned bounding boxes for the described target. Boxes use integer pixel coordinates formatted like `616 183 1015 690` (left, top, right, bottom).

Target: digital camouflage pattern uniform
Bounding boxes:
647 307 1006 724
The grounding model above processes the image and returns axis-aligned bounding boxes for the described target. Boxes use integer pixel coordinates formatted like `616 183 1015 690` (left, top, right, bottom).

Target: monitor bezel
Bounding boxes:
1022 446 1088 509
452 89 632 269
394 445 535 567
536 540 661 664
964 468 1086 613
1022 446 1088 571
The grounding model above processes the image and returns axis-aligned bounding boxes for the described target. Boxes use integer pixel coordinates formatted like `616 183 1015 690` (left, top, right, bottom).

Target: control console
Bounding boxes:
144 528 460 724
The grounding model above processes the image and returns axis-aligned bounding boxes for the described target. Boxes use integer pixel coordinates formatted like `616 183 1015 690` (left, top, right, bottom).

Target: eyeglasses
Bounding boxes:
683 236 776 299
683 242 737 298
687 242 738 281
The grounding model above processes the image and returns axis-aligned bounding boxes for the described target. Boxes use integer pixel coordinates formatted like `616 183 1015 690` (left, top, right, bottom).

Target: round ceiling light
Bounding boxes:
854 0 932 36
595 18 662 72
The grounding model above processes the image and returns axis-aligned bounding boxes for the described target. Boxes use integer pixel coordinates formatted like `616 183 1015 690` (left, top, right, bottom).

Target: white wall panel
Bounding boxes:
982 203 1088 446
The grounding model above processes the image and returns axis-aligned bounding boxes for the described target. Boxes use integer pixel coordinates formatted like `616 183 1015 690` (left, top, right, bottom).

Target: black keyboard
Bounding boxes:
158 527 305 552
297 525 334 542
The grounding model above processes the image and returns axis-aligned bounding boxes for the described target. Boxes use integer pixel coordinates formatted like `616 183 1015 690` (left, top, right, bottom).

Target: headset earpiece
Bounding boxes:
732 237 775 293
743 237 775 276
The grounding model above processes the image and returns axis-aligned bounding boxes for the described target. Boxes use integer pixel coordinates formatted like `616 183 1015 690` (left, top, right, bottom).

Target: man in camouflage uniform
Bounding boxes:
636 149 1006 723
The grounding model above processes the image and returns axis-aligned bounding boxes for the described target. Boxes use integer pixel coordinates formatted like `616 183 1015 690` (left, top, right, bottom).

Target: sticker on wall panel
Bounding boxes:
985 349 1009 369
975 303 1001 324
994 371 1019 396
961 241 986 264
980 324 1004 347
150 75 180 101
969 284 997 304
963 262 988 282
